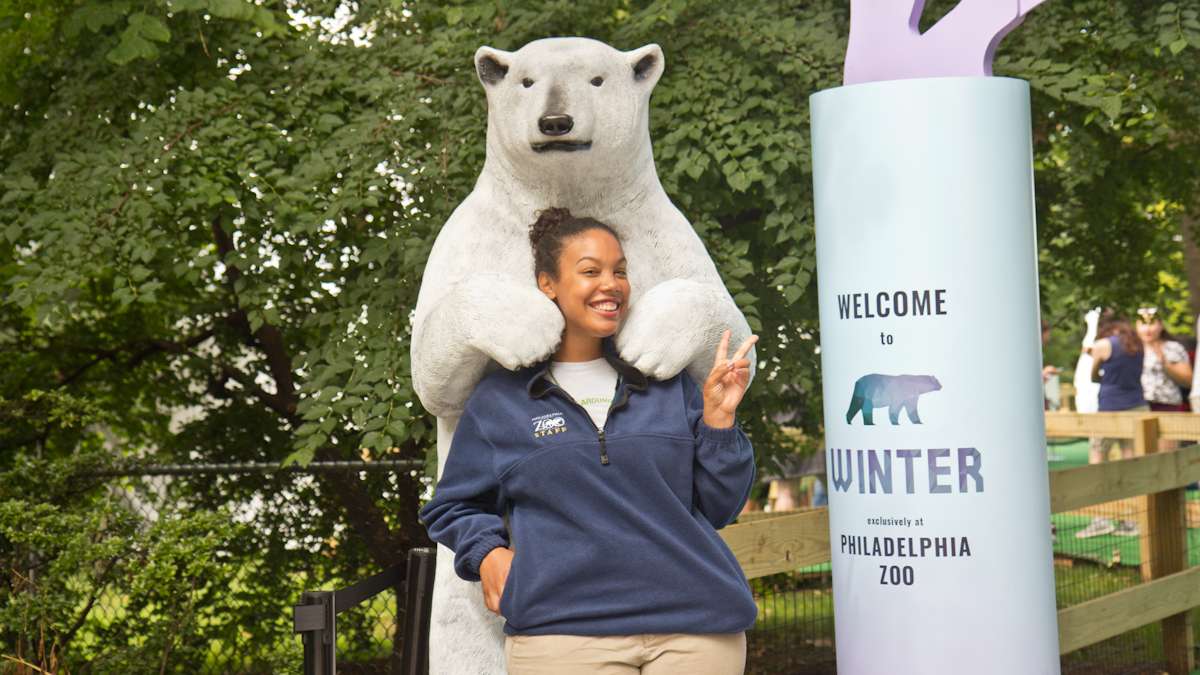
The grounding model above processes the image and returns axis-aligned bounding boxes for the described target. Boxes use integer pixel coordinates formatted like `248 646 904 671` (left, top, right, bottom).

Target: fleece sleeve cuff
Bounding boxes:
461 534 510 581
696 419 744 446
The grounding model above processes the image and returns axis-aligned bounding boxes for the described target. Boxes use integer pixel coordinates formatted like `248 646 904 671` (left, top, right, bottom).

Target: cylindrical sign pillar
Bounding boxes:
811 77 1060 674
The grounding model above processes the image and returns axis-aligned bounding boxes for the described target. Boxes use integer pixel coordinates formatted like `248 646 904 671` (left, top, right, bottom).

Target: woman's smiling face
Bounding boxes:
537 228 630 339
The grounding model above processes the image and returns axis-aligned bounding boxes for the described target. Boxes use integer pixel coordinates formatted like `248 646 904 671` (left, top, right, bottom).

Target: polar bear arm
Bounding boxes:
411 274 564 416
619 278 756 383
410 294 491 418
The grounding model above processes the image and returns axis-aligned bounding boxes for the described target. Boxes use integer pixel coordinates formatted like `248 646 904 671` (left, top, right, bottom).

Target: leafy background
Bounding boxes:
1 0 1198 671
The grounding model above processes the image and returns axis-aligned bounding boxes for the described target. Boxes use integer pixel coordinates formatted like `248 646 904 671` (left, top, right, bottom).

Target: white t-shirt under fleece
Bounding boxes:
548 358 619 429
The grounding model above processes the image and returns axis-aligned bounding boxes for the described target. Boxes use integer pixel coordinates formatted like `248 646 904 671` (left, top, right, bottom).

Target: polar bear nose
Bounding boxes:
538 114 574 136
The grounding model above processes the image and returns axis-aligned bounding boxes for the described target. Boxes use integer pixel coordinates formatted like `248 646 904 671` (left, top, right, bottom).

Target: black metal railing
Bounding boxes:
294 547 436 675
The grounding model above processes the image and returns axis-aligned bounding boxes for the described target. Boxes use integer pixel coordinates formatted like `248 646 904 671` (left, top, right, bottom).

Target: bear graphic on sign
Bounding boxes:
846 374 942 425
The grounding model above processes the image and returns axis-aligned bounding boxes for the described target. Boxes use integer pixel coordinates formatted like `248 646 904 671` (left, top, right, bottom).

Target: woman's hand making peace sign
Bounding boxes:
702 329 759 429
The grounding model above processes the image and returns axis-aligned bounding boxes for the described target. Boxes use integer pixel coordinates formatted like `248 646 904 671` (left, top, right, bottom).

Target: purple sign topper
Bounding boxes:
844 0 1049 86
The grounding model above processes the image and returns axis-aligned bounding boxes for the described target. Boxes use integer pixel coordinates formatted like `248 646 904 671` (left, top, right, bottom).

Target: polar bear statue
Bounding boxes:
1073 308 1101 413
410 37 757 674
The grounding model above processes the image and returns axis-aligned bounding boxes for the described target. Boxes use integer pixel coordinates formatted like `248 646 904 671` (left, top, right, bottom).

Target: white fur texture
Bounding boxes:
411 37 756 674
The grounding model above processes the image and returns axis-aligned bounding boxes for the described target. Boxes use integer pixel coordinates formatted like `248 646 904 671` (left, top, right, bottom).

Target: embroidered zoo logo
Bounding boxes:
531 414 568 438
846 374 942 425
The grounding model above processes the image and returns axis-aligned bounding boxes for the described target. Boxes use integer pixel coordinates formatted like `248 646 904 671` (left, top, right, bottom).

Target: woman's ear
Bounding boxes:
537 271 557 301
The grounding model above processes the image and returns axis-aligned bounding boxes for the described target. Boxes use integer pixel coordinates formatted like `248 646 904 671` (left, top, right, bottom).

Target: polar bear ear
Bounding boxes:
627 44 664 88
474 46 512 87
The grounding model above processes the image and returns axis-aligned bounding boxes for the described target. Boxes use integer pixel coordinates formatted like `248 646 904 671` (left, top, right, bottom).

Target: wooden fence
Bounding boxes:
721 412 1200 674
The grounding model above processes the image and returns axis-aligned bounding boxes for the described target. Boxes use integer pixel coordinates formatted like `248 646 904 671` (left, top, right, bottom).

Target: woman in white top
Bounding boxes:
1135 307 1192 412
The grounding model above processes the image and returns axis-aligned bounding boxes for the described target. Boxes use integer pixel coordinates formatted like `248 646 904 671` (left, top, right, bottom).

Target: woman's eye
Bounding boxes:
590 76 603 87
522 78 534 88
616 270 627 277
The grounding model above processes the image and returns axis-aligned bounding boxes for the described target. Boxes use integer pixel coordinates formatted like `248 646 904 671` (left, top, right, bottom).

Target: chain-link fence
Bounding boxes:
107 459 424 675
2 458 423 675
37 459 839 674
9 446 1195 674
1049 435 1200 675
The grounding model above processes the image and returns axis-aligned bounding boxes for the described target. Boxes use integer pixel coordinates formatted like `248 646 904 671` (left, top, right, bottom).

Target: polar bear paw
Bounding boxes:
462 277 564 370
616 279 717 380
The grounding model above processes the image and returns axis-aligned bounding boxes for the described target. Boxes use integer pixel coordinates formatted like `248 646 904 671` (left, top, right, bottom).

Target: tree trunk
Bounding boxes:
1179 205 1200 320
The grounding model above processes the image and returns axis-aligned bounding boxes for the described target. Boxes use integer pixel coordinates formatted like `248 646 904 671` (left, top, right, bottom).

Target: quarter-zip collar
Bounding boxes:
525 336 649 407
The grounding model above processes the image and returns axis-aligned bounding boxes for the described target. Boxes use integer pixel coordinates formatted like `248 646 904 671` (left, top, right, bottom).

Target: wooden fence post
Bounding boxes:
1134 416 1157 582
1137 416 1195 675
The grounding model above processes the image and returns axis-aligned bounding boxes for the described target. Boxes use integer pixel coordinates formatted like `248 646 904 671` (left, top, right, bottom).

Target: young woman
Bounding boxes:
1076 317 1146 539
419 207 760 674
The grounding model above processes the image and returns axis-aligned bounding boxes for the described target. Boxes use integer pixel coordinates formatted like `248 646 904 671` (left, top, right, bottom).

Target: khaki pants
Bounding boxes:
504 632 746 675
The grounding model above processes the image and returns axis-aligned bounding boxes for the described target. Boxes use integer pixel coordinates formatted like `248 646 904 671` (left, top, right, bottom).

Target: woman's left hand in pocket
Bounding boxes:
480 546 514 615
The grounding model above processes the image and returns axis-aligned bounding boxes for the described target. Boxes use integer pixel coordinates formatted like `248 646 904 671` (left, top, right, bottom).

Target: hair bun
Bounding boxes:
530 207 573 248
528 208 620 282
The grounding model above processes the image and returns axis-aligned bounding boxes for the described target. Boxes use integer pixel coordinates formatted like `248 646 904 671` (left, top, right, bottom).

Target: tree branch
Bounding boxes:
99 101 240 230
217 363 294 419
313 442 426 567
211 215 297 414
253 323 296 404
54 326 218 388
205 220 419 567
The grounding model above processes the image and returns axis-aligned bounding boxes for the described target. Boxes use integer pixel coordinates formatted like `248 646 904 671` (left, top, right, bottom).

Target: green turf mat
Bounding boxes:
1047 439 1200 568
1047 439 1090 470
1052 512 1200 567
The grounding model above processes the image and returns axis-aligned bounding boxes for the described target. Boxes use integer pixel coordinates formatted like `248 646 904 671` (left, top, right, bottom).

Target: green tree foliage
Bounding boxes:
0 450 301 672
1 0 1198 669
999 1 1200 332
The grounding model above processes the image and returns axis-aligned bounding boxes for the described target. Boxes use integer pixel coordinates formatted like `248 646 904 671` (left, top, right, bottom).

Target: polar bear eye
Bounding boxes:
590 76 604 87
522 78 534 88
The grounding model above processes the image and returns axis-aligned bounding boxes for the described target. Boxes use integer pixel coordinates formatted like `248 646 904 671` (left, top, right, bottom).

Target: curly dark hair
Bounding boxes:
529 207 621 280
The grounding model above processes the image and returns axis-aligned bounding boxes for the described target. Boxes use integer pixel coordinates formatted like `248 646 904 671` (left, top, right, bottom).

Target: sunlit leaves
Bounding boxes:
3 0 1199 509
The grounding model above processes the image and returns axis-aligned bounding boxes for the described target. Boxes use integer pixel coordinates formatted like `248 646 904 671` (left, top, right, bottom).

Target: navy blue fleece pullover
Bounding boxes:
418 341 759 636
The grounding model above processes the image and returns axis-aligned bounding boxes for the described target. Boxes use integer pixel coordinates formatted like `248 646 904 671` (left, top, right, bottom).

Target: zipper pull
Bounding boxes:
598 429 610 465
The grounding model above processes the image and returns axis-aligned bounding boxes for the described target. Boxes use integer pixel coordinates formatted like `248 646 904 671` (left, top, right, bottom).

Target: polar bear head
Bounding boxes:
474 37 664 196
917 375 942 393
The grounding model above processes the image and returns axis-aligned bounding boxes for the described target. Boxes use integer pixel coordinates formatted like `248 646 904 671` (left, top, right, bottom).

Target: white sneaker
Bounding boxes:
1112 521 1139 537
1075 518 1115 539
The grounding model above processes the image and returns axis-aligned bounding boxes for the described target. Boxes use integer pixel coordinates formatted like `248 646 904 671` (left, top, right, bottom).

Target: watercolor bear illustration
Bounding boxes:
846 374 942 425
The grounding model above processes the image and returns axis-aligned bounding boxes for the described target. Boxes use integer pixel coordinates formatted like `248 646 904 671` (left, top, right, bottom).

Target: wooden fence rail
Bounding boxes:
721 413 1200 674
